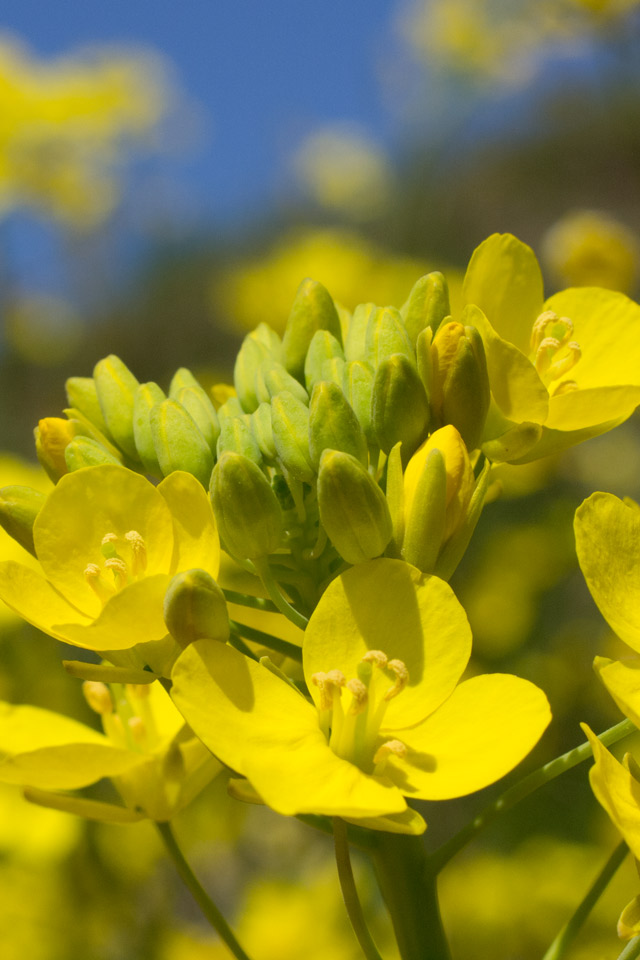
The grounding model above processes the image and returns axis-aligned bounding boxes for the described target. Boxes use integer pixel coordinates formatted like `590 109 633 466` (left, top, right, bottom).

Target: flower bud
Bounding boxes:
402 426 475 573
233 335 271 412
250 402 277 461
169 366 201 396
259 360 309 405
34 417 78 481
364 306 414 368
216 415 262 465
304 330 344 392
133 382 166 476
163 568 230 648
282 278 342 381
174 385 220 452
150 399 214 487
93 355 140 460
371 354 431 459
345 303 377 362
64 436 122 472
209 452 283 560
65 376 110 438
342 360 376 446
271 391 315 483
217 396 244 422
309 381 368 469
401 271 450 344
0 485 47 556
317 449 392 565
430 321 490 450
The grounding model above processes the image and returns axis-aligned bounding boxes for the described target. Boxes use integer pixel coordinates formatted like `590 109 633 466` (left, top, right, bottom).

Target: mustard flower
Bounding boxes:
463 233 640 461
0 680 221 822
0 464 220 658
171 559 551 834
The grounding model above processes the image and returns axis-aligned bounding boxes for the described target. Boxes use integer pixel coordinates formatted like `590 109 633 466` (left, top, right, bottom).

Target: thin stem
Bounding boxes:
156 821 253 960
333 817 385 960
228 619 303 662
618 936 640 960
542 840 628 960
253 557 309 630
430 718 636 872
222 589 279 614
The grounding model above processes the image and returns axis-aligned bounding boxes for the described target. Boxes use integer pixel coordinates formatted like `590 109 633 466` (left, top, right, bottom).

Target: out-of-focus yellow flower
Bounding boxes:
542 210 640 295
217 228 462 334
293 126 392 220
5 294 84 365
0 35 171 228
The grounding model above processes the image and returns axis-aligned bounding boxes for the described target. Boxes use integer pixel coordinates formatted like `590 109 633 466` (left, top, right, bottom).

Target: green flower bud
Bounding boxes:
169 366 201 397
401 271 450 344
309 381 368 469
416 326 434 402
260 360 309 405
64 436 122 472
0 485 47 556
430 321 490 450
251 321 283 359
217 415 262 465
233 335 271 412
62 408 123 463
344 303 376 362
93 355 140 460
216 397 245 422
251 402 277 461
209 452 283 560
133 382 166 476
163 569 230 648
304 330 344 392
364 306 413 368
371 354 431 459
65 377 110 438
175 385 220 452
319 356 345 387
317 449 392 565
271 391 315 483
150 399 214 487
282 278 342 381
342 360 376 446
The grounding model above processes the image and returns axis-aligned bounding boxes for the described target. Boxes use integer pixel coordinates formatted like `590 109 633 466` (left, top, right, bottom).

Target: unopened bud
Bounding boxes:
259 360 309 405
251 402 277 461
342 360 376 446
133 382 166 476
174 385 220 453
270 391 315 483
317 449 392 565
64 436 122 472
93 355 140 460
164 568 230 648
304 330 344 392
216 415 262 465
209 452 283 560
309 381 368 469
364 306 414 369
401 271 450 344
430 321 490 450
0 485 47 556
371 354 430 460
282 278 342 381
34 417 78 481
233 335 271 412
65 376 111 438
150 399 214 487
344 303 377 363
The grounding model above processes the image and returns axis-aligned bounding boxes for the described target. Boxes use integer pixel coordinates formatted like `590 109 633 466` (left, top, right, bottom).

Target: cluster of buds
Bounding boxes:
9 272 493 616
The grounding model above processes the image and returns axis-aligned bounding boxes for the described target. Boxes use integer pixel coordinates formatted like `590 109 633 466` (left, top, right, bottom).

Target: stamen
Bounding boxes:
311 670 345 711
84 563 116 603
534 337 561 378
101 532 120 560
546 341 581 382
551 379 579 397
124 531 147 577
128 716 147 746
82 680 113 715
361 650 388 668
373 739 407 776
105 557 129 590
530 311 557 353
384 659 410 700
346 678 368 715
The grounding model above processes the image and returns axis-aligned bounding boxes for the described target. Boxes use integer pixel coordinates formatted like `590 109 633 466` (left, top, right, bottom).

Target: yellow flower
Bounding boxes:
463 233 640 461
171 559 550 834
0 464 219 659
0 680 221 823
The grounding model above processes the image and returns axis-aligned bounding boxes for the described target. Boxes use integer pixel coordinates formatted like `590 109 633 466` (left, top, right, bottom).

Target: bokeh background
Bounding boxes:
2 2 640 958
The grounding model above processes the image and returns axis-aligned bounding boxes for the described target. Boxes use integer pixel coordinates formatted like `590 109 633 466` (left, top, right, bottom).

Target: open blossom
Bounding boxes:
0 464 220 662
463 233 640 461
171 558 551 834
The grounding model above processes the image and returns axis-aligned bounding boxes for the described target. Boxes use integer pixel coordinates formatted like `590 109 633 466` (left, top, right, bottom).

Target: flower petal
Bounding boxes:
0 561 90 639
545 386 640 432
0 703 143 790
157 471 220 577
575 492 640 652
463 233 544 354
303 559 472 729
594 657 640 728
395 674 551 800
57 575 172 650
33 465 174 616
583 723 640 861
172 640 407 819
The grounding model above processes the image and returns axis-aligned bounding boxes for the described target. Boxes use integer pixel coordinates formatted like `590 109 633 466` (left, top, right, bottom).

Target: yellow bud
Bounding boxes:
34 417 78 481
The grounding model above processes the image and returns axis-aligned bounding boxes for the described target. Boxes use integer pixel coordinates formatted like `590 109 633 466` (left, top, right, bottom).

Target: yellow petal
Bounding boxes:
172 641 407 819
545 386 640 432
33 465 174 616
57 574 172 650
594 657 640 728
157 471 220 577
0 702 143 790
618 894 640 941
575 493 640 652
463 233 544 354
583 723 640 861
396 674 551 800
344 807 426 835
0 561 90 639
303 559 472 729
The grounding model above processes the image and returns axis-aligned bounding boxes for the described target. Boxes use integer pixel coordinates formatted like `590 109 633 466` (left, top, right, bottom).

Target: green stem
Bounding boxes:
618 936 640 960
222 590 279 614
333 818 385 960
542 840 628 960
156 821 253 960
253 557 309 630
372 832 451 960
430 718 636 873
228 619 303 662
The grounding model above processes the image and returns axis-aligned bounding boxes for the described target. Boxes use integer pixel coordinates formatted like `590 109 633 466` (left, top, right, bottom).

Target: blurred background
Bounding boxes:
2 2 640 958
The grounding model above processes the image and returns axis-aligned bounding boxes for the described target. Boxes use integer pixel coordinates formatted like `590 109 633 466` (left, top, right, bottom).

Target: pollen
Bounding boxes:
346 678 368 714
384 659 410 700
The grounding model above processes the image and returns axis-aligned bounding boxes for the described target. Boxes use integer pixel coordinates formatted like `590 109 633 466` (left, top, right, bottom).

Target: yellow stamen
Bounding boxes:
346 678 368 715
105 557 129 590
124 530 147 577
128 716 147 746
84 563 116 603
82 680 113 715
384 659 410 700
373 739 407 776
551 379 579 396
546 341 581 382
361 650 388 668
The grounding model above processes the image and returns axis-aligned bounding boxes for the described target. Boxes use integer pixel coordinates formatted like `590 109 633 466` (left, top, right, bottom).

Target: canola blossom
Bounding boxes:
0 464 219 657
171 559 551 833
464 233 640 461
0 680 221 823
